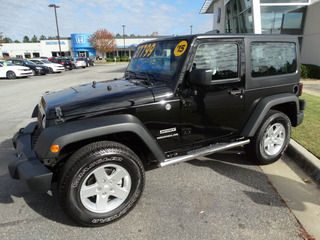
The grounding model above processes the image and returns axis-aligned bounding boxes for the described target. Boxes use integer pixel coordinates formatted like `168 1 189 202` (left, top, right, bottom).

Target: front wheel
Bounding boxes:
59 141 145 227
6 71 16 79
245 110 291 165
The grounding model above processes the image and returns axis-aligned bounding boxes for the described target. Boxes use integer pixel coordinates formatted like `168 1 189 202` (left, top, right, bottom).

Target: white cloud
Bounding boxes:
0 0 213 40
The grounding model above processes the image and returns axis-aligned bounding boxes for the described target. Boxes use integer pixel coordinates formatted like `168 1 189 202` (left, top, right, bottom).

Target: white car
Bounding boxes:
0 61 33 79
70 57 86 69
29 59 65 73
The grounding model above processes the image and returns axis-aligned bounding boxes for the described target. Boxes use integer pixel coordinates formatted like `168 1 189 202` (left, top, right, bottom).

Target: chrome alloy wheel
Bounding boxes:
263 123 286 156
80 164 132 213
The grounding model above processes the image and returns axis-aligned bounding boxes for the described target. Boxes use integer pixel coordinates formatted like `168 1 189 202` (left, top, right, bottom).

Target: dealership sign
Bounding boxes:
75 35 86 44
46 41 66 45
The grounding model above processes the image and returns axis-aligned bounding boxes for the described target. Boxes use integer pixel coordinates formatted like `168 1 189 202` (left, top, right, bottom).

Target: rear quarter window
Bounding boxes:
251 42 297 78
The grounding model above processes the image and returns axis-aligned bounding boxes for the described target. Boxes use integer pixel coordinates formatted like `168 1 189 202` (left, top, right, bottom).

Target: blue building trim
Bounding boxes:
71 33 96 57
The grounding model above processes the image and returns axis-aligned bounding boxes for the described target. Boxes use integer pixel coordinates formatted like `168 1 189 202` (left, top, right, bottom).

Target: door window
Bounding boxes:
193 43 239 81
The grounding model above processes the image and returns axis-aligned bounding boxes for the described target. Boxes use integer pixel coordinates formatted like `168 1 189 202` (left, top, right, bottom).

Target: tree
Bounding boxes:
31 35 38 42
88 29 117 58
0 32 3 46
23 35 30 43
14 40 21 43
40 35 47 40
3 37 13 43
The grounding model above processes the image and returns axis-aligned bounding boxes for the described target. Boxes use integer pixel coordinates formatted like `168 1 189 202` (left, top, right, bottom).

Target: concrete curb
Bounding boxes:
286 139 320 185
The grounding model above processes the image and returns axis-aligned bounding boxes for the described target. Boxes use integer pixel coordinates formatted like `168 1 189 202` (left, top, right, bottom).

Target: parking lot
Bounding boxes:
0 64 305 240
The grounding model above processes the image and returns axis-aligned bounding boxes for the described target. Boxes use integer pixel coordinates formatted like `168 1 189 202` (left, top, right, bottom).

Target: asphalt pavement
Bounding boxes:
0 65 319 240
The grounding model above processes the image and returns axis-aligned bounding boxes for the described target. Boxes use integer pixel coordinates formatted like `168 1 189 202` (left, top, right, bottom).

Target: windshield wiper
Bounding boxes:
138 71 156 86
125 70 137 80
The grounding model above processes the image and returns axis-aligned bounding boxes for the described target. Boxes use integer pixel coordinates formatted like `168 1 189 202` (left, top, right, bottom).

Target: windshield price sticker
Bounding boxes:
174 41 188 56
133 43 156 58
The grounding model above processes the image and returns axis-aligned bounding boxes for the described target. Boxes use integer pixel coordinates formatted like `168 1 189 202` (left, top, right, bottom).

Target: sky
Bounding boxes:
0 0 213 41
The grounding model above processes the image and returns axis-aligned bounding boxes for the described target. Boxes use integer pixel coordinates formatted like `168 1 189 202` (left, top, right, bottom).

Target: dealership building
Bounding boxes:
200 0 320 66
0 34 161 59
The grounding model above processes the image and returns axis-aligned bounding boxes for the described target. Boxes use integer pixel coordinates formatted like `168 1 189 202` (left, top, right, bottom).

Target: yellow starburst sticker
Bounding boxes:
174 41 188 56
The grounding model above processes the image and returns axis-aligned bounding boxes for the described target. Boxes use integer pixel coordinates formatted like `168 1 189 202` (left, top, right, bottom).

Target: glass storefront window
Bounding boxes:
260 0 308 3
239 8 253 33
261 6 306 35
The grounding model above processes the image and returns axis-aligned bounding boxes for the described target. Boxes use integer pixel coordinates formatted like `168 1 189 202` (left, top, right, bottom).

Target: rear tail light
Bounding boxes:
299 84 303 96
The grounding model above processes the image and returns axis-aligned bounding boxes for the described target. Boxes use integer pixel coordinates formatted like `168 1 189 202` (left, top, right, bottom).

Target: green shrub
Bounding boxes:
121 56 129 62
105 58 113 62
301 64 320 79
300 64 309 78
115 56 121 62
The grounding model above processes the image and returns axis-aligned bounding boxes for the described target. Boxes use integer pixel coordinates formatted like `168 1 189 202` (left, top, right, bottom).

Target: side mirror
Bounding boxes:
189 69 212 87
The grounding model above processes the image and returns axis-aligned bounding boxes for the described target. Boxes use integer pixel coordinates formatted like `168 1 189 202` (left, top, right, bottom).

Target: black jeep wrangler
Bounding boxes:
9 34 305 226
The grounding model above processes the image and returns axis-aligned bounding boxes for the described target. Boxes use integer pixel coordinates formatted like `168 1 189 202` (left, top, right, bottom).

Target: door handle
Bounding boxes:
229 88 244 96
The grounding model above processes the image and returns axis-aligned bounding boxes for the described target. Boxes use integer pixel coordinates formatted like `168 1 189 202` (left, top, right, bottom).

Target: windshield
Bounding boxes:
24 60 37 65
0 61 15 66
41 59 52 64
126 39 189 85
30 60 43 64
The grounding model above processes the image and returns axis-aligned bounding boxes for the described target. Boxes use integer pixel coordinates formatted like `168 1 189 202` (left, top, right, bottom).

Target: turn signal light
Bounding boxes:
50 144 60 153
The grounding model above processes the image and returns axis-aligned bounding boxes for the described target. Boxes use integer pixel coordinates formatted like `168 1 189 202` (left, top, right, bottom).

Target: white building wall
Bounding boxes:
212 0 226 33
0 37 159 59
301 0 320 66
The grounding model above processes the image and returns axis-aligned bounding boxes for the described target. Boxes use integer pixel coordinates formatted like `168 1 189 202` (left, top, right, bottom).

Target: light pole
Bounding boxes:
48 4 62 57
190 25 193 35
122 24 126 57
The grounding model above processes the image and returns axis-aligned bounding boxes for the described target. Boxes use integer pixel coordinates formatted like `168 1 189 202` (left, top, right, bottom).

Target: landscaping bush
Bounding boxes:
121 56 129 62
301 64 320 79
115 56 121 62
105 58 113 62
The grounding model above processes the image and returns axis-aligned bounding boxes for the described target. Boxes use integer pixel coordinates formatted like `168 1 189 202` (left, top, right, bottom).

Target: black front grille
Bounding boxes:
31 127 40 149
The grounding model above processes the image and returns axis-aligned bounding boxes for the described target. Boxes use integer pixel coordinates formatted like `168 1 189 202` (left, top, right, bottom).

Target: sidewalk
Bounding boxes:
261 79 320 239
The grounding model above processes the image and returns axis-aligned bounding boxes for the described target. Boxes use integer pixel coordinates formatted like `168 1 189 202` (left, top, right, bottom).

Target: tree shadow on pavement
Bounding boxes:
0 139 77 227
187 149 320 212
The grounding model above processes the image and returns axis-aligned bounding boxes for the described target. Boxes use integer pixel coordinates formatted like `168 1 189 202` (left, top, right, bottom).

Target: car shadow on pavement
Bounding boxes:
0 139 77 227
187 149 319 212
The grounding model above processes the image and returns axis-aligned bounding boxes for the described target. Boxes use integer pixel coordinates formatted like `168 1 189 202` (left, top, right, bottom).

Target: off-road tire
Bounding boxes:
245 110 291 165
59 141 145 227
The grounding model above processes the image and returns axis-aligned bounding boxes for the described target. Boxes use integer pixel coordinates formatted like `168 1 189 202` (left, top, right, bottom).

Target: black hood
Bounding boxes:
42 79 173 120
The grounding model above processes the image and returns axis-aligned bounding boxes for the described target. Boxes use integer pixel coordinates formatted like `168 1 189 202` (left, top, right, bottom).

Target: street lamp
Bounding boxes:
190 25 193 35
48 4 62 57
122 24 126 57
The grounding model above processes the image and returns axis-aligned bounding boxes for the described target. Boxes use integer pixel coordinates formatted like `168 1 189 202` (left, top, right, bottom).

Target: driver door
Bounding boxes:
180 39 246 147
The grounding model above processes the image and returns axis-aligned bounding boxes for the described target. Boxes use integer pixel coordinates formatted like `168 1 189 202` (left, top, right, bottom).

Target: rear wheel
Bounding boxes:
6 71 16 79
59 141 145 226
245 110 291 165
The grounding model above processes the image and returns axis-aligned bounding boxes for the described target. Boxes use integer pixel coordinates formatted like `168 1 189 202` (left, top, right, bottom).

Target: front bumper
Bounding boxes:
9 122 53 192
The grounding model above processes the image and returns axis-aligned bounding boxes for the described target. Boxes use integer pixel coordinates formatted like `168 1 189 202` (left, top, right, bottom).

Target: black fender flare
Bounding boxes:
34 114 166 162
240 93 300 137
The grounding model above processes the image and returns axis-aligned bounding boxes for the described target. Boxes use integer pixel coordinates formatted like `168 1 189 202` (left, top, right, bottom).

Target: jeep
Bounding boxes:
9 34 305 226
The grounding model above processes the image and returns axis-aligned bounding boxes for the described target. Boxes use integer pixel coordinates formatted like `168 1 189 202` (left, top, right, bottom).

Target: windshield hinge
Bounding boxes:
55 106 65 124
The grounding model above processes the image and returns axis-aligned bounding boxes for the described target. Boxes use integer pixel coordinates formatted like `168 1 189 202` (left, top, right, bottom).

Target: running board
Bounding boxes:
159 139 250 167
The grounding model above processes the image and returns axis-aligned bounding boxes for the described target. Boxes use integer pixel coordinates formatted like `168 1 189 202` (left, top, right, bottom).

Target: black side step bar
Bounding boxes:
159 139 250 167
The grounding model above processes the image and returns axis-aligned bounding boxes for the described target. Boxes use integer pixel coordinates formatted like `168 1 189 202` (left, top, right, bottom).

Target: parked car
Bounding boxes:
29 59 65 73
49 57 73 70
6 59 49 76
0 60 33 79
9 34 305 227
79 57 95 67
70 57 86 69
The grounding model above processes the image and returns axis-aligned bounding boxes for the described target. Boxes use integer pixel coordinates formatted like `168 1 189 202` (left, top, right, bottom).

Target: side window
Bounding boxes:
13 61 22 65
193 43 238 80
251 42 297 78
